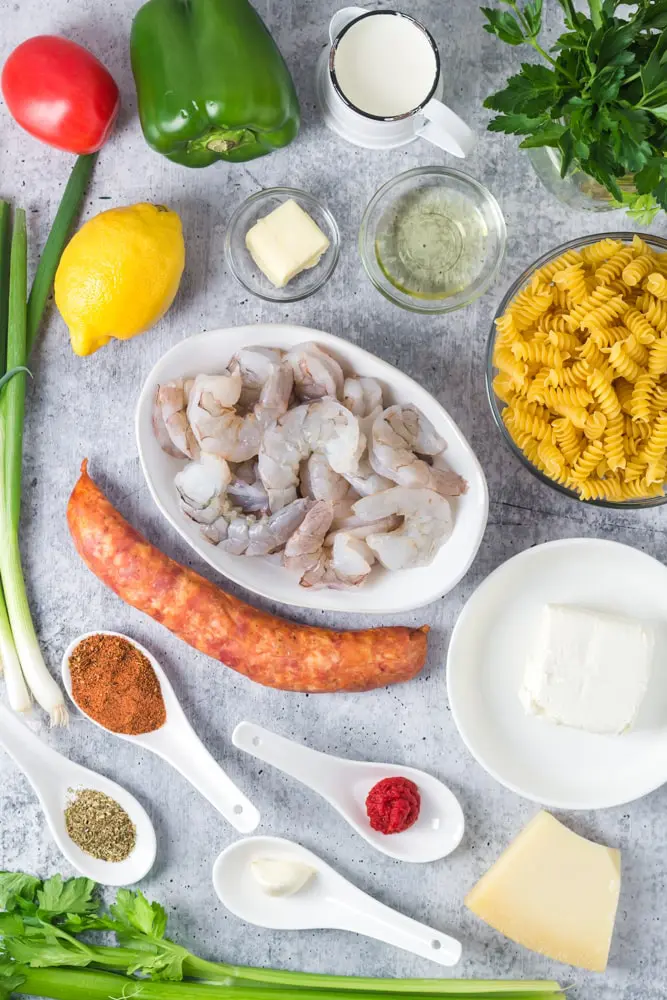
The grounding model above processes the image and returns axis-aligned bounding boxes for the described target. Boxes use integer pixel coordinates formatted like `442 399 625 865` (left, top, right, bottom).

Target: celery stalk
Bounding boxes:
184 959 561 996
84 946 560 997
18 967 563 1000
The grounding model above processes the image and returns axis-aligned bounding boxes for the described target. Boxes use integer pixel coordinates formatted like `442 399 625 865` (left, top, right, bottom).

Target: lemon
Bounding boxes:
55 203 185 356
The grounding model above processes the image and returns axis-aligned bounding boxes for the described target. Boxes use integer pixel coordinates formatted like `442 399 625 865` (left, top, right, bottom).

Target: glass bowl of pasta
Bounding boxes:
486 232 667 508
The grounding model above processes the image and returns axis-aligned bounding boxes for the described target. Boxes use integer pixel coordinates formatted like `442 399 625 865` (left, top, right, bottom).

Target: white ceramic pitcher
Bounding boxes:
315 6 474 155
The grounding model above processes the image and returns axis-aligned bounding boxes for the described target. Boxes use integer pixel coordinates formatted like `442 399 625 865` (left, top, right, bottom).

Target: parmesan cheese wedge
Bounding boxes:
465 811 621 972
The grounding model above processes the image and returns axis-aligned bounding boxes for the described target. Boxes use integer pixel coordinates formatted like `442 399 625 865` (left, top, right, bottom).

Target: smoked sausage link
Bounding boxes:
67 462 429 692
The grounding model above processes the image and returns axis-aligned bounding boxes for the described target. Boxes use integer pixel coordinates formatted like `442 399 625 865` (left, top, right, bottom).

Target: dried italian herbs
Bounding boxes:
64 788 136 862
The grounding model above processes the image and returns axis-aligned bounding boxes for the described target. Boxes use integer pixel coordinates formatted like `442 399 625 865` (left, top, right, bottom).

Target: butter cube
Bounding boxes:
245 199 330 288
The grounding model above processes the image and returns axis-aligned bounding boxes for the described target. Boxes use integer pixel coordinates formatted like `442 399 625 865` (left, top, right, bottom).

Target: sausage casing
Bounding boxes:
67 462 428 692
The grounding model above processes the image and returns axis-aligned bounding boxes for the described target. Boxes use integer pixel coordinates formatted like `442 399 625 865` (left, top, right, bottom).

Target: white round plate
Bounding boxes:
135 324 488 614
447 538 667 810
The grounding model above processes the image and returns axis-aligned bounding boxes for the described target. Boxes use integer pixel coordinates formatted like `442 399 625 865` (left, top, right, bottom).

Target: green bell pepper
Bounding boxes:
130 0 300 166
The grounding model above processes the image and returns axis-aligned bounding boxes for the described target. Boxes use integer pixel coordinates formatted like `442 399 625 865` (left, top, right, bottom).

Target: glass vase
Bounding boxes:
526 146 636 213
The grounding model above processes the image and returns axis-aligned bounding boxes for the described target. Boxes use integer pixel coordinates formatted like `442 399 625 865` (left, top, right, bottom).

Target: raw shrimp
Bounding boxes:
305 398 365 475
353 487 453 570
153 379 199 459
175 454 231 524
326 513 400 539
301 532 375 589
286 342 344 401
370 405 467 497
301 453 350 507
188 361 293 463
226 476 270 514
343 377 383 417
283 500 334 576
258 399 364 511
203 499 311 556
343 456 393 497
232 346 284 410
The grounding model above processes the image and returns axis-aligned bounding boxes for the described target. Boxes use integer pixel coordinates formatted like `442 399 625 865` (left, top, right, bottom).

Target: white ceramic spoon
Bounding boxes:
213 835 462 966
232 722 464 863
0 701 156 885
62 632 260 834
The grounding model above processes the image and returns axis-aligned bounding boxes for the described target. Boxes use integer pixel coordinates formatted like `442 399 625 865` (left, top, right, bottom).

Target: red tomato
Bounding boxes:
1 36 120 154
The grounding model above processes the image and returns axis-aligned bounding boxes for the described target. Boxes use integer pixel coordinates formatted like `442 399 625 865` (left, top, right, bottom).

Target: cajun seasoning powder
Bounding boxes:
69 634 166 735
65 788 136 862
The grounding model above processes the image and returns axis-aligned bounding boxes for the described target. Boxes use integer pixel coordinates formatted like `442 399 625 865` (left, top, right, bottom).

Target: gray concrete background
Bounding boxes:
0 1 665 997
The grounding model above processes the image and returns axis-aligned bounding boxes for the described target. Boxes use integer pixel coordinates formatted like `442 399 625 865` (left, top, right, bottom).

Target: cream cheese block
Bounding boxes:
465 811 621 972
245 199 330 288
519 604 653 735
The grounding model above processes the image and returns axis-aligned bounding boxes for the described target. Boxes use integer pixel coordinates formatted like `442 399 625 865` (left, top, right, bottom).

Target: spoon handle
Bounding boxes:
152 723 260 833
328 892 462 967
0 703 58 781
233 721 342 792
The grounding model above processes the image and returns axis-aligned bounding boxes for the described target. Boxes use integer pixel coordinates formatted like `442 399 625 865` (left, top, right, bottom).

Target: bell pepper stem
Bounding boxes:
188 127 255 156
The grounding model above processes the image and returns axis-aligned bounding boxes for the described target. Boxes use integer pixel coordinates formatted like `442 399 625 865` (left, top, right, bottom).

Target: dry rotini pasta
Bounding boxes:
547 330 581 352
607 342 645 383
621 333 649 367
552 417 582 464
636 293 667 334
646 272 667 301
625 308 658 344
630 373 656 423
492 235 667 501
595 247 634 285
648 337 667 378
581 238 622 265
622 254 654 287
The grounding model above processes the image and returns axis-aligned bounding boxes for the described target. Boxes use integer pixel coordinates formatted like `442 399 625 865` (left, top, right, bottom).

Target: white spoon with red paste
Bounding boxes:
232 722 464 863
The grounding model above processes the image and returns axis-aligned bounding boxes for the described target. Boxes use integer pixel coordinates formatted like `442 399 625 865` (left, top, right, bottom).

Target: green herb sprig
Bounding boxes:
0 872 563 1000
482 0 667 219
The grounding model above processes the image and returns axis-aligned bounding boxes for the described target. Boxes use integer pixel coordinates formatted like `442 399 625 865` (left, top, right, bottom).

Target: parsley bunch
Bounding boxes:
482 0 667 220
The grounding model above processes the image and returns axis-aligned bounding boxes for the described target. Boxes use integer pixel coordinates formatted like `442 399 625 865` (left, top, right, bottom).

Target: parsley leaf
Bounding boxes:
482 7 526 45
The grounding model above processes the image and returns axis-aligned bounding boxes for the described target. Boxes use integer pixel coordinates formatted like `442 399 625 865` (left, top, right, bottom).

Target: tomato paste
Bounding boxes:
365 777 421 834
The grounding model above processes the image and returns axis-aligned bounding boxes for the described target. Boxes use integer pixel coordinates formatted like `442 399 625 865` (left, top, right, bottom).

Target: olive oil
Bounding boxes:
374 185 488 300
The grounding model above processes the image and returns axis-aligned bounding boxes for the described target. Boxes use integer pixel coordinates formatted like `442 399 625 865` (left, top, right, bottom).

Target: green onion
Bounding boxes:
0 209 66 724
0 155 94 721
0 202 10 375
0 205 31 714
27 153 97 355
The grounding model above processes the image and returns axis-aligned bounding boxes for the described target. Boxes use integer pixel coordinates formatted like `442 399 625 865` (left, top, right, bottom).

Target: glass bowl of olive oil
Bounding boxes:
359 167 506 313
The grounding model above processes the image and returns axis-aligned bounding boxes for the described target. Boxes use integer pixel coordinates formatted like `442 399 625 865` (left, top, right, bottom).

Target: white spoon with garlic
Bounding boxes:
213 836 462 967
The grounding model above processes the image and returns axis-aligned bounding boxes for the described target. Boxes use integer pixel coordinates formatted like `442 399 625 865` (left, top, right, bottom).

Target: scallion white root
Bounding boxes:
0 584 31 713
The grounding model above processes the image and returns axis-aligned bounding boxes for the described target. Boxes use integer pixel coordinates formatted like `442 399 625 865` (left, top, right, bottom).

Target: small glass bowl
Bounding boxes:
224 187 340 302
486 232 667 510
359 166 506 314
